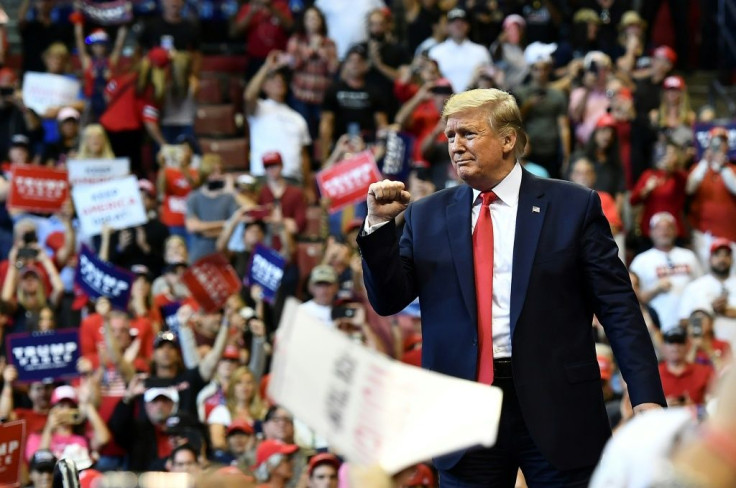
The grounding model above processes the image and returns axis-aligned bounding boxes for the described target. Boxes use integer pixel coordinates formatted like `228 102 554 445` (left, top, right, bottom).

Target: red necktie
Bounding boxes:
473 191 497 384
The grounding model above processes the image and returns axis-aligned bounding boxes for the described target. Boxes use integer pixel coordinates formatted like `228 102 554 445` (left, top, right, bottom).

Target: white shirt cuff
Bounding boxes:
363 219 391 235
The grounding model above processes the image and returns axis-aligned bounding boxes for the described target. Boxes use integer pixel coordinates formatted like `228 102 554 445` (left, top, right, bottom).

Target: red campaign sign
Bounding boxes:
316 151 382 213
181 253 242 313
0 420 26 487
7 164 69 213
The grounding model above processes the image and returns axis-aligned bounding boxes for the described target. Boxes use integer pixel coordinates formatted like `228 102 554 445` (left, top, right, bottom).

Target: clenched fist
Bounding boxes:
367 180 412 227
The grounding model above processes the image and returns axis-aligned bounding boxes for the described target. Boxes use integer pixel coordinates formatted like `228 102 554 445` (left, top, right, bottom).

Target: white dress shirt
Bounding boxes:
471 163 521 358
365 163 522 358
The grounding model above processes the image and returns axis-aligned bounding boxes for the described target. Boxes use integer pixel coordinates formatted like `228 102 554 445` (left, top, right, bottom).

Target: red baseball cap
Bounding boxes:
308 453 341 476
710 238 732 255
253 440 299 468
222 344 241 361
148 47 171 68
595 113 616 129
262 151 283 167
663 75 685 91
653 45 677 64
226 419 255 436
404 463 436 487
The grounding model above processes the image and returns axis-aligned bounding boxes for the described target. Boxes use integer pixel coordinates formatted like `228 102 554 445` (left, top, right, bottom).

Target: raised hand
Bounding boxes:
366 180 411 227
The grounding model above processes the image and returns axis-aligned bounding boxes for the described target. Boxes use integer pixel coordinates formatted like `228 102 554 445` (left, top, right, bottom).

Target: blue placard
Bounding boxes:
377 131 415 182
693 122 736 161
75 245 134 310
7 329 80 382
161 301 182 336
248 245 286 303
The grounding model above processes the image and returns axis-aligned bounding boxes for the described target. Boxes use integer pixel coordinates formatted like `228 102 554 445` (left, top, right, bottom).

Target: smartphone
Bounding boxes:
18 247 39 260
246 206 271 220
689 316 703 337
347 122 361 139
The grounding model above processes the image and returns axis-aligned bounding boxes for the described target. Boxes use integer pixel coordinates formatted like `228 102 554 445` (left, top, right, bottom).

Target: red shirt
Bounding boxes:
161 167 198 227
688 163 736 241
100 73 159 133
79 313 154 369
658 362 714 405
630 169 688 238
258 185 307 234
236 2 292 59
598 191 622 233
406 100 446 165
14 408 48 434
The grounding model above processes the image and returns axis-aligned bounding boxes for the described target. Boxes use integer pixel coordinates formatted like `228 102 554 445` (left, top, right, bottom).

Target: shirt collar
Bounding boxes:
472 162 522 207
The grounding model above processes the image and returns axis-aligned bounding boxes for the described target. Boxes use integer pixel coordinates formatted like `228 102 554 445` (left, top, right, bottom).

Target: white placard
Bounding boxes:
72 175 147 237
67 158 131 186
269 299 503 474
22 72 81 115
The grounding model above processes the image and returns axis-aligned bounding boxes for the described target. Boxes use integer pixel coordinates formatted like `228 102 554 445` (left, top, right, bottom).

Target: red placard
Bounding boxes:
0 420 26 487
7 164 69 213
181 254 242 312
316 151 382 213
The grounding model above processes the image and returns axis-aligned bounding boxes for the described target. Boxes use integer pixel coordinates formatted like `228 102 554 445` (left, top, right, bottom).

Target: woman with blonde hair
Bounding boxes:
650 75 696 131
206 366 267 450
77 124 115 159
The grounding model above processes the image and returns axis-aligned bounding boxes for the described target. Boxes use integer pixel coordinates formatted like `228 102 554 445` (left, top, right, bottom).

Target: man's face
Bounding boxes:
309 282 338 306
530 62 551 83
226 432 252 456
445 108 516 191
170 449 199 475
144 396 175 425
217 358 238 380
263 74 287 102
110 316 132 349
662 341 687 363
29 382 53 409
9 146 29 164
163 0 183 17
154 343 180 368
447 19 468 40
29 469 53 488
650 220 676 248
199 313 222 335
343 53 368 79
265 163 283 180
570 160 596 189
263 408 294 442
243 224 265 247
309 465 338 488
710 249 733 277
368 12 388 39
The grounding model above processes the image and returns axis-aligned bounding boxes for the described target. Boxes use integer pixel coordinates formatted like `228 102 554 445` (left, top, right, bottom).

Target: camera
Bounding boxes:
22 230 37 245
710 135 725 152
0 86 14 97
588 61 599 75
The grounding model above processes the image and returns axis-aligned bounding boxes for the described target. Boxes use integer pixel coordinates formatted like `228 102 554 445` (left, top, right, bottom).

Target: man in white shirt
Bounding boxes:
678 238 736 349
315 0 385 60
428 8 492 92
296 265 338 327
630 212 702 332
244 51 311 184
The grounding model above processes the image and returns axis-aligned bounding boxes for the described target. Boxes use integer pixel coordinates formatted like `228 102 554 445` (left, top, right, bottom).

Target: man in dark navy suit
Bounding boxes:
357 88 665 487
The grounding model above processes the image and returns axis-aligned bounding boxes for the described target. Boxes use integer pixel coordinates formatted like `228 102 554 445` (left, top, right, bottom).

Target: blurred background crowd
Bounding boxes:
0 0 734 487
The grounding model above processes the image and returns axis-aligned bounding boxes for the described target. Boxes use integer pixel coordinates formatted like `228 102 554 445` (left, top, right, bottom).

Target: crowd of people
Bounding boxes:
0 0 733 487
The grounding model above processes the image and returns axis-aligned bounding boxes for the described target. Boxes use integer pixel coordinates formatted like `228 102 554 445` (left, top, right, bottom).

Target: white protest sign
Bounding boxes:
67 158 130 186
72 175 147 237
269 299 503 474
22 72 81 115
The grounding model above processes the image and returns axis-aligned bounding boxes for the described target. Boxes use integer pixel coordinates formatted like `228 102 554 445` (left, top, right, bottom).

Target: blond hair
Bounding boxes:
199 153 222 181
226 366 267 421
78 124 115 159
442 88 528 161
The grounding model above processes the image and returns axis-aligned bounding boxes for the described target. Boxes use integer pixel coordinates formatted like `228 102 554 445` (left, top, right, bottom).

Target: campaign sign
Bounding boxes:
182 254 241 312
22 72 81 115
72 175 147 237
693 122 736 160
7 329 80 383
80 0 133 25
0 420 26 487
377 131 414 182
7 165 69 213
161 301 182 335
316 151 382 213
75 245 134 310
67 158 131 186
248 245 286 303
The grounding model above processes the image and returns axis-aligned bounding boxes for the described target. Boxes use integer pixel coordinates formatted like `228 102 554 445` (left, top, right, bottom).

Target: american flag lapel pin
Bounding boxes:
532 206 540 213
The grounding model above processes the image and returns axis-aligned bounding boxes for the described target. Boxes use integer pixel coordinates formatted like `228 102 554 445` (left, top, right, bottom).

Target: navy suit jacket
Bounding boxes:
358 169 665 471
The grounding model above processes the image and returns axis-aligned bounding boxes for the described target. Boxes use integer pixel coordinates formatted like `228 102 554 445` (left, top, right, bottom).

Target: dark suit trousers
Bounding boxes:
438 365 597 488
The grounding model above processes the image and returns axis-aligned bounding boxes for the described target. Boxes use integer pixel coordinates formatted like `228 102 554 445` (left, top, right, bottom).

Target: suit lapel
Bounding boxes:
510 170 547 338
446 185 476 319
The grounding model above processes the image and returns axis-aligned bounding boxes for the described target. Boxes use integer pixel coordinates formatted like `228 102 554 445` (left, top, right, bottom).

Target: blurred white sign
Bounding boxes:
72 175 147 237
22 72 80 115
68 158 130 186
269 299 503 474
